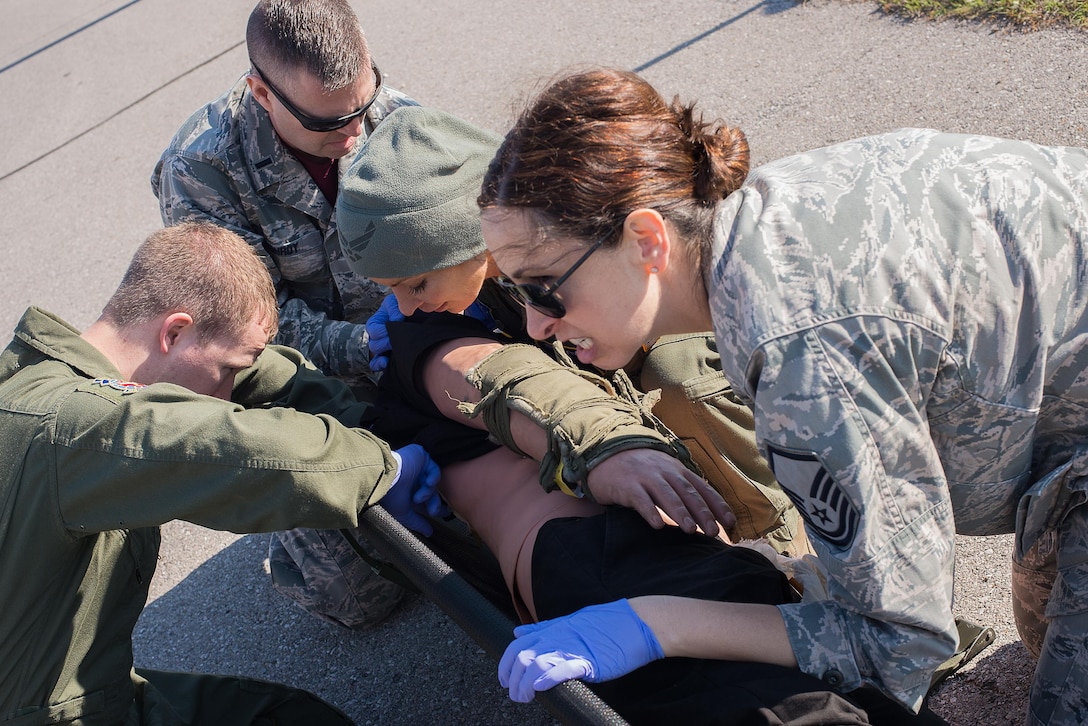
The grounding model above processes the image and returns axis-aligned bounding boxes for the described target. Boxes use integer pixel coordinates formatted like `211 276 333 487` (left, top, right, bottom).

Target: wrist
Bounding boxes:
626 596 667 644
390 450 403 486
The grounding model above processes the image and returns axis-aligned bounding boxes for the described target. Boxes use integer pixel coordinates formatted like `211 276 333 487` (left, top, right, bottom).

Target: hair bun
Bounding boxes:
671 99 750 205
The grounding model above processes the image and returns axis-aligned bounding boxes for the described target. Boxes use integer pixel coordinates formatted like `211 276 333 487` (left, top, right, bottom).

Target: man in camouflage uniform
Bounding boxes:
705 129 1088 724
151 0 417 629
502 129 1088 725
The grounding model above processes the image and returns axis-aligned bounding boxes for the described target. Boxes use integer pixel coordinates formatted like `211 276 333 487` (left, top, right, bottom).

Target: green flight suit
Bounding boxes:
0 307 398 725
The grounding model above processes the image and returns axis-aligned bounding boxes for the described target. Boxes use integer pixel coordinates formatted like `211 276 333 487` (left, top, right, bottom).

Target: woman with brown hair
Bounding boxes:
479 67 1088 726
332 104 941 724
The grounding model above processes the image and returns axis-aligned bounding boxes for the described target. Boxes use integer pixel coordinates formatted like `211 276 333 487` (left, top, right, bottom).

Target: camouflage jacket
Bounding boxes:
151 76 417 383
707 129 1088 710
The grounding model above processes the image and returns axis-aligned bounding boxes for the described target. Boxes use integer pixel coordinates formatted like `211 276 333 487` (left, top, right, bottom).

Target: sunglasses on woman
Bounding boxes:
495 235 608 319
250 58 383 133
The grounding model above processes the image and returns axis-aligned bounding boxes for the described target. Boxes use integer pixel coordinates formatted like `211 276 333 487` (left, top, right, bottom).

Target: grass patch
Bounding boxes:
878 0 1088 29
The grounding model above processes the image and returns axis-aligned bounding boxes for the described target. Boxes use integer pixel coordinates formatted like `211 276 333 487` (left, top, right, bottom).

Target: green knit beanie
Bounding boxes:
336 106 502 279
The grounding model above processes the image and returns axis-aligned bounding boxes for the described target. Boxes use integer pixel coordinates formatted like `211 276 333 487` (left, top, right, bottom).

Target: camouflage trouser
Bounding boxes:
268 527 405 630
1012 528 1057 660
637 333 811 556
1010 454 1088 725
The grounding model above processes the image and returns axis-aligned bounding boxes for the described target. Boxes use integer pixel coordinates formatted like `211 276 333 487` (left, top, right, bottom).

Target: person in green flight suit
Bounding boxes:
0 221 441 726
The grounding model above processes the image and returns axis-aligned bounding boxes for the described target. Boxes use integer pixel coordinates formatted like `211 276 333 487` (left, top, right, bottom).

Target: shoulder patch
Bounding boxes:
767 444 860 549
92 378 147 394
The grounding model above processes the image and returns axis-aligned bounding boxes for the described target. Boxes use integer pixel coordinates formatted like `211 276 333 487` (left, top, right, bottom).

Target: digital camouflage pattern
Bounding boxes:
151 76 417 386
1012 525 1057 659
152 75 418 627
707 129 1088 718
1014 459 1088 725
268 527 404 630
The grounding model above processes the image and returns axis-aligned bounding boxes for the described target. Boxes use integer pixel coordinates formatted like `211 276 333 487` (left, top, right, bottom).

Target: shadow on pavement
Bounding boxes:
635 0 799 72
133 531 556 725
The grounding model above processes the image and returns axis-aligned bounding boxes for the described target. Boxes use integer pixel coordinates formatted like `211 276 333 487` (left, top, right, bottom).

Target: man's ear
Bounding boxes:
246 74 275 115
159 312 195 355
623 208 671 273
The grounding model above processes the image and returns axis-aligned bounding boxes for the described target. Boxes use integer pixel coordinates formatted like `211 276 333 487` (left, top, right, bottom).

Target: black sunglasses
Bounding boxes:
496 235 609 319
250 58 383 133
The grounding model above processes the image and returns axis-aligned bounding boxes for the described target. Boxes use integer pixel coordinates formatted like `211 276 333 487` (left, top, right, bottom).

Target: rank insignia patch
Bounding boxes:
767 444 860 549
93 378 147 394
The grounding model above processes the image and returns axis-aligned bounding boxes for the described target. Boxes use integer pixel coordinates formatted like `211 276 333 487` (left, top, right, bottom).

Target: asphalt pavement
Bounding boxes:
1 1 1086 723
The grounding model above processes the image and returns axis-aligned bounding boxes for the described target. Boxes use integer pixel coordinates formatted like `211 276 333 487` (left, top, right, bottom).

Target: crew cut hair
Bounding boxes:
246 0 369 90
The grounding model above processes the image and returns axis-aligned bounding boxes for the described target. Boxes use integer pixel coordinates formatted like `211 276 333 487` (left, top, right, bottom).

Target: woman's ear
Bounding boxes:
623 208 671 273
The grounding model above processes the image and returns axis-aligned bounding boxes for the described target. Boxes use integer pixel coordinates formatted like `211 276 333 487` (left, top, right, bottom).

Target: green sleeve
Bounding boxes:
51 369 396 534
232 345 370 426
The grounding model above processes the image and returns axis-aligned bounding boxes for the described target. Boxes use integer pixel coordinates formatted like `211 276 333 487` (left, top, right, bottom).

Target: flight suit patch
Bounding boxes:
92 378 147 394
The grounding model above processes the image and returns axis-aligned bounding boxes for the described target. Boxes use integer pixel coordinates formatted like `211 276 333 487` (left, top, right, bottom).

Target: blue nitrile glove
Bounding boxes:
498 599 665 703
365 294 405 372
385 444 444 536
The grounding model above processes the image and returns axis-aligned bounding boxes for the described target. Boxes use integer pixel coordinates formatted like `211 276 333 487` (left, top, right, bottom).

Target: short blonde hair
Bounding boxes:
102 222 279 342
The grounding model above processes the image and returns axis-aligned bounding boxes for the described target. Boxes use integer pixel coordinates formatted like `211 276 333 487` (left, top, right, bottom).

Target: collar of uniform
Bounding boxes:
8 307 122 381
240 84 411 217
239 90 318 198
